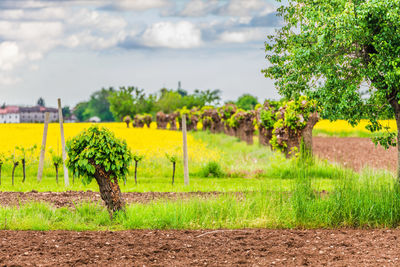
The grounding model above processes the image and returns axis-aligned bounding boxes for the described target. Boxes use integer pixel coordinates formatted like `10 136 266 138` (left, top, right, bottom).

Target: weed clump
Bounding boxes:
200 161 225 178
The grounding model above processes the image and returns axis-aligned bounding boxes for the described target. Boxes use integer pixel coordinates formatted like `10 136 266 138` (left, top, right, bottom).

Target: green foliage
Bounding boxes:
133 153 144 163
156 89 206 114
236 94 258 110
49 149 63 166
228 108 245 128
219 104 237 122
200 161 225 178
66 126 132 184
72 88 115 122
108 87 153 121
16 145 37 163
73 102 90 122
165 153 178 163
263 0 400 149
259 101 281 129
194 89 222 106
270 96 318 152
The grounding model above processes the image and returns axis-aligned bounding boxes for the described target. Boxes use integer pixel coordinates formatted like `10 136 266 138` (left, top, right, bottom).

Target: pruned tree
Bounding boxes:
166 153 178 185
219 104 237 135
16 145 37 183
263 0 400 178
66 126 132 216
256 100 281 147
200 106 213 131
156 111 168 129
132 153 144 185
123 115 131 128
270 97 319 157
49 149 63 185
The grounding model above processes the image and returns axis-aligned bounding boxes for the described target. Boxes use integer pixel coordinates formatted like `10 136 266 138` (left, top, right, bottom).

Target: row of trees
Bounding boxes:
70 87 262 122
130 97 319 158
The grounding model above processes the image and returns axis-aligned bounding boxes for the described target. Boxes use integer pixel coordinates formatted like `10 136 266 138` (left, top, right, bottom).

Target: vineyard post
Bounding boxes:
37 112 50 182
58 98 69 186
182 114 189 185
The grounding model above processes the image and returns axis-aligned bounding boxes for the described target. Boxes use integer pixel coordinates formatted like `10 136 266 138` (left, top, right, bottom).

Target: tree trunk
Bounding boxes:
12 162 19 186
301 112 319 156
388 93 400 181
21 159 26 183
134 161 138 185
90 160 125 216
172 162 175 185
55 164 59 184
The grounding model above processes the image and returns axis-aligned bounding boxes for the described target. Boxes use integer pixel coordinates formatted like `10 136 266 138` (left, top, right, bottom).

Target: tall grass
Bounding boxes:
1 170 399 230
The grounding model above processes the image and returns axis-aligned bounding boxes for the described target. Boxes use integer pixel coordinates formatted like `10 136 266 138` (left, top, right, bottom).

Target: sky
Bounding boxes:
0 0 283 107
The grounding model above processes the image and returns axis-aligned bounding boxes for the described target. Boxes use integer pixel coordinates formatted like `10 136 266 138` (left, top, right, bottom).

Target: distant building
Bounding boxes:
0 106 59 123
88 116 101 123
0 106 20 123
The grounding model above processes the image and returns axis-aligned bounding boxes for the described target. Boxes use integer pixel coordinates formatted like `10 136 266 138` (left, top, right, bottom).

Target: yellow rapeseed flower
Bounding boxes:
314 119 397 133
0 122 219 163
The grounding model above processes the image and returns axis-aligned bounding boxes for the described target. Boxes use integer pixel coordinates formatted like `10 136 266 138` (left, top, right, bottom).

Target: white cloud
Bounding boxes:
141 21 202 48
179 0 218 17
0 21 63 41
219 0 268 17
218 28 265 43
111 0 170 11
0 42 25 71
0 73 20 85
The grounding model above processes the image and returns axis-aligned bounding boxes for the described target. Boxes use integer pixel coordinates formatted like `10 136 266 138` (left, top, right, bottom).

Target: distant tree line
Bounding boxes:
70 86 261 122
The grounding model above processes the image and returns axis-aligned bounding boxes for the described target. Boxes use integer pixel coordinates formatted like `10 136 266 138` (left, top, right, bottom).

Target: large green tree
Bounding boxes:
236 94 258 110
108 86 153 120
263 0 400 179
86 88 115 122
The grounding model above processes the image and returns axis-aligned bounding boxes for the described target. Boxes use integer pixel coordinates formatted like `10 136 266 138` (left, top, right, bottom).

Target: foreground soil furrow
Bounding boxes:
313 136 397 172
0 229 399 266
0 191 225 207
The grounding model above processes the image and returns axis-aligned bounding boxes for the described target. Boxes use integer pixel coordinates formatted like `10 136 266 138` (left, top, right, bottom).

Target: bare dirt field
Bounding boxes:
1 229 399 266
0 191 223 207
313 136 396 172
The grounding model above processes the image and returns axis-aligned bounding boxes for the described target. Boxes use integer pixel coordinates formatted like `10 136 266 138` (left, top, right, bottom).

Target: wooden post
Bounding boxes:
37 112 50 182
58 98 69 187
182 114 189 186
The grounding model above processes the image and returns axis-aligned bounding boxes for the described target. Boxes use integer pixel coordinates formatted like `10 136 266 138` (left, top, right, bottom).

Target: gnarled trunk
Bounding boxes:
90 160 125 216
302 112 319 155
388 94 400 181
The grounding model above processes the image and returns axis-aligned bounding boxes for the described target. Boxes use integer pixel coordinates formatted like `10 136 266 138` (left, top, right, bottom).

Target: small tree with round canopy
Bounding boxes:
66 126 132 216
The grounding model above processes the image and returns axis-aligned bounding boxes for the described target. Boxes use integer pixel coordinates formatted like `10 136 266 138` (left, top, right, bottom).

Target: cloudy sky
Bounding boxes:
0 0 283 107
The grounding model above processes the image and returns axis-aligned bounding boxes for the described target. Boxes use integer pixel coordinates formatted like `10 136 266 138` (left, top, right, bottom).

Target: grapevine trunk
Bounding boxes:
90 160 125 216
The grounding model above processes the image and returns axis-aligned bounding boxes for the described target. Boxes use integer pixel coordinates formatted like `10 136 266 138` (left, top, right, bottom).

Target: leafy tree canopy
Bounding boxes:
37 97 45 107
66 125 132 185
236 94 258 110
263 0 400 148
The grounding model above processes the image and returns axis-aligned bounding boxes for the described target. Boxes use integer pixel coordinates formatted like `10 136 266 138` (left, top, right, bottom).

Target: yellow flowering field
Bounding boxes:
314 119 397 134
0 122 219 162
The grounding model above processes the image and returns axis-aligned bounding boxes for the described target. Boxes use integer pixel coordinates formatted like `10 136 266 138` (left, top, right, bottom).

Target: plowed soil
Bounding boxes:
0 191 223 208
1 229 399 266
313 136 396 172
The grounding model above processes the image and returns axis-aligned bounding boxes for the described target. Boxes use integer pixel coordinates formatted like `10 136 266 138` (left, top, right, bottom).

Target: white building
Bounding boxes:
0 106 20 123
0 106 59 123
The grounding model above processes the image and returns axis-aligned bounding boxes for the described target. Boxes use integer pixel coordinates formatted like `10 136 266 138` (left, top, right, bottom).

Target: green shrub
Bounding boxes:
200 161 225 178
